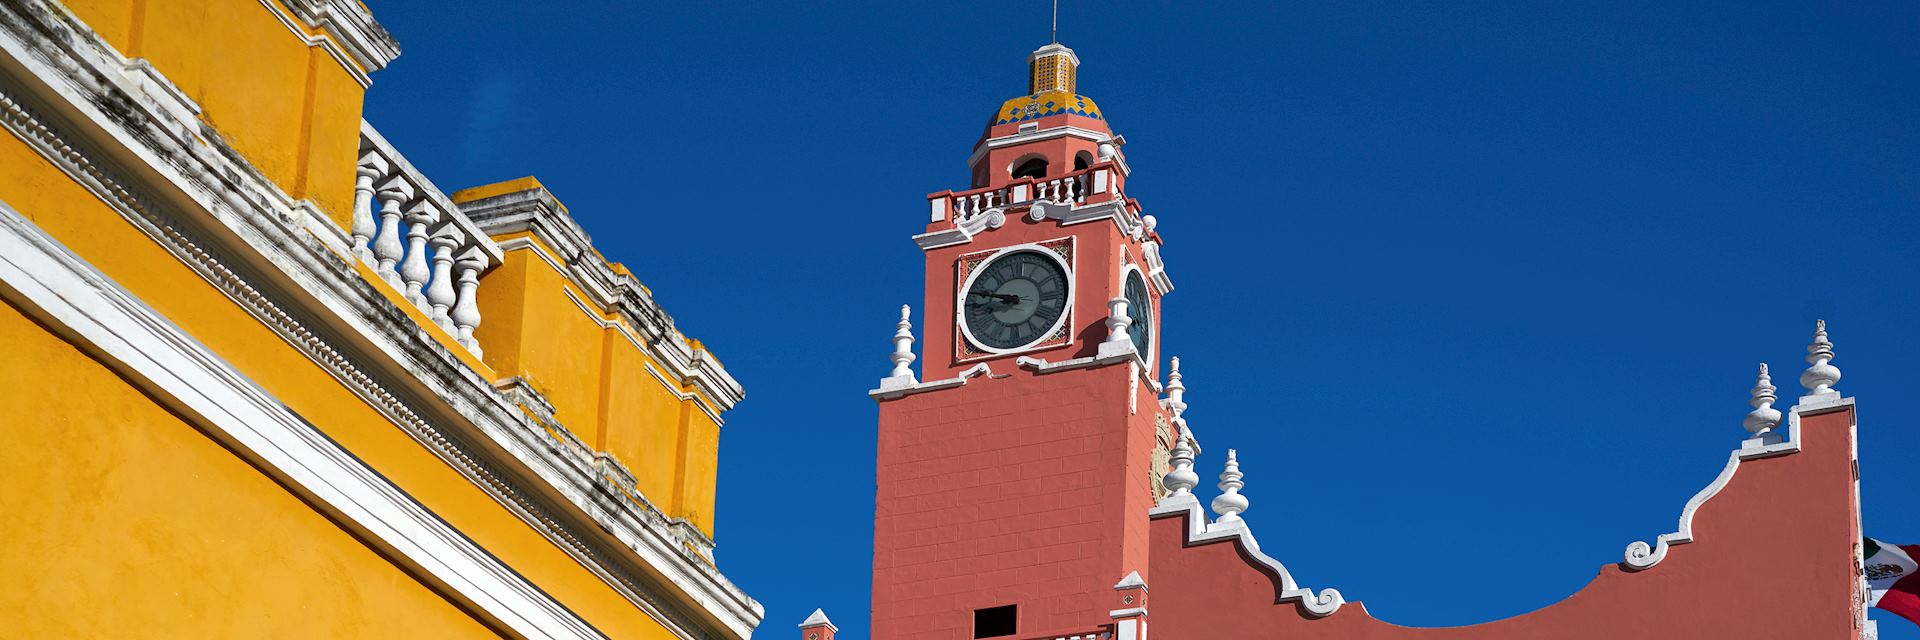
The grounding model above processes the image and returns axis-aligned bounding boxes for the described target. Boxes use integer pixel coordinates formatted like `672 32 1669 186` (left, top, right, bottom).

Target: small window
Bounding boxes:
974 605 1017 638
1073 151 1092 171
1011 157 1048 180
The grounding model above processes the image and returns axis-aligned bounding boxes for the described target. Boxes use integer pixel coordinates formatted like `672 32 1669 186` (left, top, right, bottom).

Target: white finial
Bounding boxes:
889 305 917 381
1105 297 1132 345
1162 433 1198 496
1799 319 1840 395
1164 356 1187 419
1743 363 1782 435
1142 214 1158 234
1212 449 1249 522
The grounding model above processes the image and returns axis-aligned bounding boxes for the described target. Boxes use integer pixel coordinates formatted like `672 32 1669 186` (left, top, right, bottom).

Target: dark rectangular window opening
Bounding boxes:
973 604 1017 638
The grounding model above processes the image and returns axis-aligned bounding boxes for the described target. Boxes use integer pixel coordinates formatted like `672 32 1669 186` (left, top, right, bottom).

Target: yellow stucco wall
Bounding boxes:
472 227 725 534
0 108 678 640
0 299 501 638
60 0 362 223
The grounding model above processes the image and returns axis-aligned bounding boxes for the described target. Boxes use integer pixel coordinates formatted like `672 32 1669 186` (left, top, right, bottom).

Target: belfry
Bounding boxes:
832 42 1875 640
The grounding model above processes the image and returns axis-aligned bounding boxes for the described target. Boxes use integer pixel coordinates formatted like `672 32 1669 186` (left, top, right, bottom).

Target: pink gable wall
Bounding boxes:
1148 400 1863 639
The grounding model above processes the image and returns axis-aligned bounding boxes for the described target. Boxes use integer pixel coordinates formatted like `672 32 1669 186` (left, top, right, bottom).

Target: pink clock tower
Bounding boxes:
836 40 1870 640
868 42 1176 640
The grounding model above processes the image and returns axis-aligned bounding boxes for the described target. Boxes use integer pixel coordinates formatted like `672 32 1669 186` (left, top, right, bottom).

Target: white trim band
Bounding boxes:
0 202 602 639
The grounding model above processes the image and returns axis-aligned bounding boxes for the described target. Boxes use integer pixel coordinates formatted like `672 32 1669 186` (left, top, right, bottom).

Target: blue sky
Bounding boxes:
360 2 1919 636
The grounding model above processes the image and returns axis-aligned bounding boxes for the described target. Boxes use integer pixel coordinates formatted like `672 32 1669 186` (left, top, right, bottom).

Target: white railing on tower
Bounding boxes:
932 163 1124 226
351 122 505 358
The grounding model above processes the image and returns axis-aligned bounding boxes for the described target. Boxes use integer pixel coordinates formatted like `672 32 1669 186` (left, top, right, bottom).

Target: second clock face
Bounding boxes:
962 250 1070 350
1125 269 1152 356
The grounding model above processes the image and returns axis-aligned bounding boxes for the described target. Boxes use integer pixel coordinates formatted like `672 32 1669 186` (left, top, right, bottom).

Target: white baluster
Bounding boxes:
351 151 387 264
426 223 461 331
400 199 441 308
372 176 414 286
450 246 486 357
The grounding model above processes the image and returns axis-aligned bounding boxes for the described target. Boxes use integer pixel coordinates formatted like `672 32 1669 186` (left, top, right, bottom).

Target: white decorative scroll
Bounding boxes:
1621 420 1802 570
1149 493 1344 617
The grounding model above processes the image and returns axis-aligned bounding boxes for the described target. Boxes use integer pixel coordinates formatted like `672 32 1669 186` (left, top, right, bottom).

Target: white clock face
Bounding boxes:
961 250 1070 351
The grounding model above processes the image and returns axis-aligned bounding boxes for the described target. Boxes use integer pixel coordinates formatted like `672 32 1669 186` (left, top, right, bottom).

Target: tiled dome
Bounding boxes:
992 91 1105 126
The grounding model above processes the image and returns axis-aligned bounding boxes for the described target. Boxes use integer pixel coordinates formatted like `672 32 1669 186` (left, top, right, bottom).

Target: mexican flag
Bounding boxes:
1867 537 1920 625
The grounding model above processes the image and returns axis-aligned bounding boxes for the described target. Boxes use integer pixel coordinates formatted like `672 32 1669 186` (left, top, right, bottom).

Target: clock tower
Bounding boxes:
870 42 1177 640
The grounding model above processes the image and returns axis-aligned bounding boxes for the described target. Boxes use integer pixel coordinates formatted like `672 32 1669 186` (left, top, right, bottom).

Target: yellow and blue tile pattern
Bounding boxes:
994 91 1105 126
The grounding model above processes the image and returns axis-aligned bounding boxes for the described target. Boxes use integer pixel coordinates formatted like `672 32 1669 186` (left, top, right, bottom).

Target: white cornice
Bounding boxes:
0 202 600 639
870 363 992 400
0 9 759 636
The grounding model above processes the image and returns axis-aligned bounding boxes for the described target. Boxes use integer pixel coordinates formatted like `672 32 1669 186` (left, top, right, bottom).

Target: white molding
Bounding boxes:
1620 406 1819 570
870 363 992 400
0 202 601 639
0 12 761 636
955 241 1076 357
913 226 974 250
1148 494 1344 617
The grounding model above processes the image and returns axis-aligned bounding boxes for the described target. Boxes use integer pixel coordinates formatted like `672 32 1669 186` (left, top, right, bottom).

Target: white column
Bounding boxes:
1105 297 1131 344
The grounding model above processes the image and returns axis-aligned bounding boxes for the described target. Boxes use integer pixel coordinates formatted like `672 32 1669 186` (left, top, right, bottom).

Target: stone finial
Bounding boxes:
1143 214 1158 234
798 608 836 640
889 305 917 381
1164 356 1187 420
1799 319 1840 395
1743 363 1782 435
1212 449 1249 522
1105 297 1132 345
1162 432 1199 497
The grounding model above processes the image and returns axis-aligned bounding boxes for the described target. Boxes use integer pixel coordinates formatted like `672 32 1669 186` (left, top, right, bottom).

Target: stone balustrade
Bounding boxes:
933 164 1121 225
351 122 504 357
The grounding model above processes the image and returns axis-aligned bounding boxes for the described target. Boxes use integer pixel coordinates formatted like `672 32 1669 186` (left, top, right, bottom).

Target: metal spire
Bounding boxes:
1051 0 1059 43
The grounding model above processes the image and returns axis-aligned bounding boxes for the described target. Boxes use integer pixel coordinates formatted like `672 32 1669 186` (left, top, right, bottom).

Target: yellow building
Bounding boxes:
0 1 761 637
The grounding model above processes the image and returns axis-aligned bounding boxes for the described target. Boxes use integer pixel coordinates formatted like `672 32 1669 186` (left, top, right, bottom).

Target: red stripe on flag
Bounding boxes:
1882 548 1920 626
